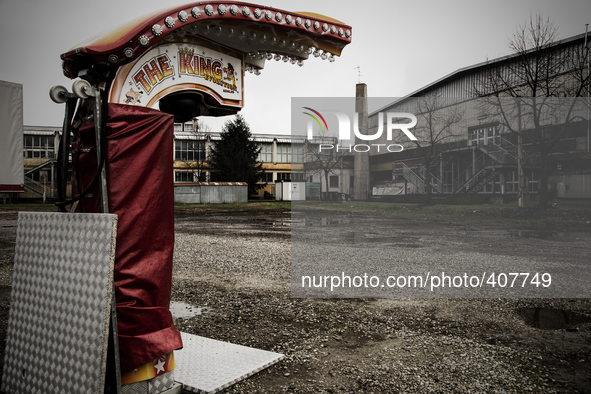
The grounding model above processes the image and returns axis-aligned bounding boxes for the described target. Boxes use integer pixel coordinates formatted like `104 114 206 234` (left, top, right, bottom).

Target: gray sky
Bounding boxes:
0 0 589 134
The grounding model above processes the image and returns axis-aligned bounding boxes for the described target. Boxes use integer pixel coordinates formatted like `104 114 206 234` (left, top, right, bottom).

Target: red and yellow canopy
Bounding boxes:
61 1 352 79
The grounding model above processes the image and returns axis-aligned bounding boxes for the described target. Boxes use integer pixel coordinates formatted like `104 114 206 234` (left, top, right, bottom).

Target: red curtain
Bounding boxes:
72 103 182 372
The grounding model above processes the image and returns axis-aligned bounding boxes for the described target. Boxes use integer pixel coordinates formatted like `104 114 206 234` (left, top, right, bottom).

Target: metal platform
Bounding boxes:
174 332 284 393
1 212 118 394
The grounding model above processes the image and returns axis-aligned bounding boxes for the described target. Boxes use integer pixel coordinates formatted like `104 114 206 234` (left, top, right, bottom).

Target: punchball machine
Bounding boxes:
25 2 351 392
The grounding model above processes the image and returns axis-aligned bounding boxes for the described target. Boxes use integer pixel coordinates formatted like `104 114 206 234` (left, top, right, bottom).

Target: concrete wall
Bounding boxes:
174 182 248 204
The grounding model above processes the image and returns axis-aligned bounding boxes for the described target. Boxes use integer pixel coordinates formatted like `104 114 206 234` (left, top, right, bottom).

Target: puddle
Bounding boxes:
348 235 399 244
291 218 354 227
170 301 213 319
518 307 591 330
343 232 420 247
256 218 292 227
508 230 591 242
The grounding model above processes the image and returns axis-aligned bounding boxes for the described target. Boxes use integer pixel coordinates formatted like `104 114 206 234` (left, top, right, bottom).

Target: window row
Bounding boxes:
24 136 55 159
258 143 304 163
175 140 205 161
175 171 306 183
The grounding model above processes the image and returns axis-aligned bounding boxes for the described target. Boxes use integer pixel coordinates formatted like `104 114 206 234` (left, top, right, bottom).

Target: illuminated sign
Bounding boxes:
109 43 243 109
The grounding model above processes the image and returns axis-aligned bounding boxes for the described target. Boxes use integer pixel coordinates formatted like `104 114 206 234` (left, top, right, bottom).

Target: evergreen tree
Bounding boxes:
209 115 262 194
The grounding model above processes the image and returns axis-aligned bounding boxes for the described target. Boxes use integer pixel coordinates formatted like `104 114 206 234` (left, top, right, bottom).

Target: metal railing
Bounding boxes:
24 159 56 176
395 162 443 194
477 136 518 164
23 176 47 197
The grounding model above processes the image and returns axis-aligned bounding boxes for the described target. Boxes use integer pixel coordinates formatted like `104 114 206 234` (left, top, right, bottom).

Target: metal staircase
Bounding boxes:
23 176 46 197
456 168 499 194
24 159 56 176
477 137 518 165
396 162 443 194
393 137 524 196
22 159 55 198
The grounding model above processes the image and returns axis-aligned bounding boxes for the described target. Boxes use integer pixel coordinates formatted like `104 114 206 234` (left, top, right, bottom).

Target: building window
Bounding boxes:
258 143 273 162
292 144 304 163
175 140 204 161
350 176 354 189
277 172 291 181
291 173 305 181
277 143 291 163
24 135 55 159
443 171 453 193
329 175 339 188
469 128 484 145
528 171 539 193
506 171 518 193
174 122 194 132
175 171 194 182
259 172 274 182
486 126 499 145
469 125 499 146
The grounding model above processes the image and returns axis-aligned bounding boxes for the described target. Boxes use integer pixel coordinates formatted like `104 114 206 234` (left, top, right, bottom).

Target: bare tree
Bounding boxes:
411 96 464 204
304 135 352 200
475 13 590 207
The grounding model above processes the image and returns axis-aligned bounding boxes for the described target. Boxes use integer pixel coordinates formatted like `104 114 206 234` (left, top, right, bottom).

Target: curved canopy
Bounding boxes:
61 1 352 79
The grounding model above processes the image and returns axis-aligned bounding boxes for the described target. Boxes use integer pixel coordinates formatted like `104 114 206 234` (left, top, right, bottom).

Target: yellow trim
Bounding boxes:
121 352 175 385
296 12 345 24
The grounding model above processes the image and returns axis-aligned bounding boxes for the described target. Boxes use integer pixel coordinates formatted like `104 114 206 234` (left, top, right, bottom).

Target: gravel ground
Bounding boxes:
171 208 591 393
1 205 591 393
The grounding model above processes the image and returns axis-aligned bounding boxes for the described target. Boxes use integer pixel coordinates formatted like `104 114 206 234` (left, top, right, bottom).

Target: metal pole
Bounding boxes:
517 98 524 207
586 24 589 153
89 86 121 394
93 89 109 214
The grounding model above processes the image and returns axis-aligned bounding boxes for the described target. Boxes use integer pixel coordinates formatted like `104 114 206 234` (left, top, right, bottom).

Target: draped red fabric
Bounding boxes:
72 103 182 372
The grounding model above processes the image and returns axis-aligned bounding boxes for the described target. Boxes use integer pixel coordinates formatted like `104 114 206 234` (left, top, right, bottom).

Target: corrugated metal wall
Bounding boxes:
174 183 248 204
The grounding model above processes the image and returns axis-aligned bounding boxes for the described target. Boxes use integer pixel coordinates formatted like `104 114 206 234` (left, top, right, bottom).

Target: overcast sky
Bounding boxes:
0 0 589 134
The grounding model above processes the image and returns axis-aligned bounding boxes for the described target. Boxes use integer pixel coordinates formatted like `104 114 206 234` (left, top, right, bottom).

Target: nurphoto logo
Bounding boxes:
302 107 418 153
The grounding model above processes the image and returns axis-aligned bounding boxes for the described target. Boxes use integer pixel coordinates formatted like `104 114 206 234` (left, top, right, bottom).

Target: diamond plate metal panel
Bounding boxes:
149 370 175 393
121 379 148 394
121 370 175 394
174 332 284 393
1 212 118 394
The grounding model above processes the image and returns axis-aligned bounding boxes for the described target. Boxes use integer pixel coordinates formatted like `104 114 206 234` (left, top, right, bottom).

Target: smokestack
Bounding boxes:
353 83 370 201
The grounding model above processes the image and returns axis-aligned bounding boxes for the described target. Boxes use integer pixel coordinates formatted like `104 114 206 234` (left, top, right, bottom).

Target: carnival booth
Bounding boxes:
2 2 351 393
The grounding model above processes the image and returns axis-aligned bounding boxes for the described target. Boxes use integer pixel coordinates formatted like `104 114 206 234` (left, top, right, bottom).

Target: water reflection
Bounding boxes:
170 301 213 319
508 230 591 242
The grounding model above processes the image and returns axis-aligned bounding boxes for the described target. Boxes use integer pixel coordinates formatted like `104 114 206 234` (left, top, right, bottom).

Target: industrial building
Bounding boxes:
366 32 591 201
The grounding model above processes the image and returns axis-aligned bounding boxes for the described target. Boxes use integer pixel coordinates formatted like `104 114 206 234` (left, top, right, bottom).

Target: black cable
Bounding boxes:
55 91 108 210
54 147 105 209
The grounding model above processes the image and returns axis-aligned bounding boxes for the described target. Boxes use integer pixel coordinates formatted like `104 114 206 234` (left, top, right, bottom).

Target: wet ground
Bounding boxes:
1 204 591 392
171 205 591 393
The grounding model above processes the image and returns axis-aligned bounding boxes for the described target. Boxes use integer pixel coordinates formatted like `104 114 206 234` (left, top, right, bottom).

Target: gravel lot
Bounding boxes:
1 204 591 393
